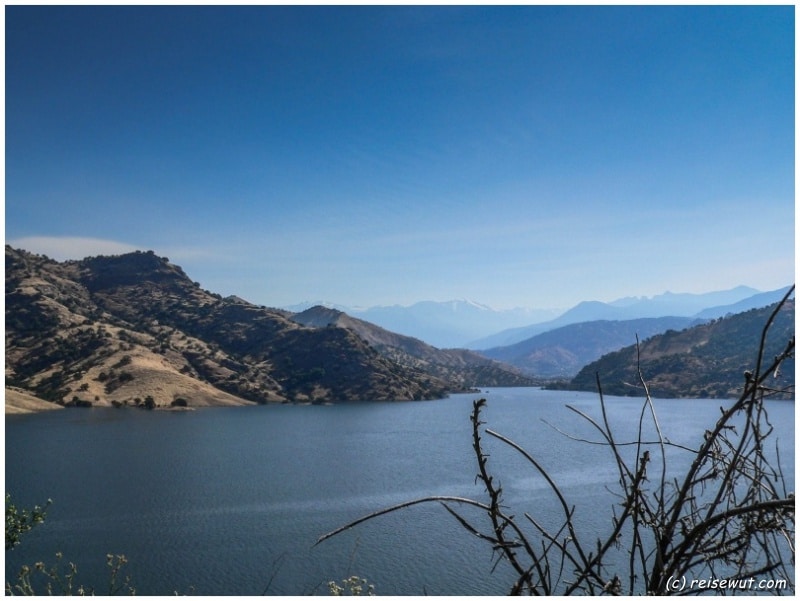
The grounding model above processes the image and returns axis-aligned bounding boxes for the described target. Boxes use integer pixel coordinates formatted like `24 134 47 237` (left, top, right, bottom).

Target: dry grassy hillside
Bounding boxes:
6 246 531 412
5 387 64 414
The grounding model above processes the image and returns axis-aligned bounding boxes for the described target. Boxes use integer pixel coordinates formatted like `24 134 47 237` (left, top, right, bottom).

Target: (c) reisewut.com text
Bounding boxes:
666 575 789 593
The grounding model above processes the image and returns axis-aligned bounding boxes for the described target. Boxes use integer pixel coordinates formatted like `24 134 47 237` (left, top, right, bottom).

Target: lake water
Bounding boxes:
5 388 794 595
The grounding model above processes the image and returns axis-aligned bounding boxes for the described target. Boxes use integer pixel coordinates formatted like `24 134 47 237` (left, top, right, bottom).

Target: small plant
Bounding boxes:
328 575 375 596
5 494 50 551
111 355 132 369
6 551 81 595
6 552 135 596
6 495 135 595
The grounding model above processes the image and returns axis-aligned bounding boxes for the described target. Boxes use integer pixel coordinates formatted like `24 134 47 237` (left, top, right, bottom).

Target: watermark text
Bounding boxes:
666 575 788 593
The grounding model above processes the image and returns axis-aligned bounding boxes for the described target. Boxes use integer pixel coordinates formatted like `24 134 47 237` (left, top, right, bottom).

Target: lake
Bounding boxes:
5 388 794 595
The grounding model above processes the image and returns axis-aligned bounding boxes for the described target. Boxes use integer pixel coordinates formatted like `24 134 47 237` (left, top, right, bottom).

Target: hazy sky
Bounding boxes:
5 6 795 310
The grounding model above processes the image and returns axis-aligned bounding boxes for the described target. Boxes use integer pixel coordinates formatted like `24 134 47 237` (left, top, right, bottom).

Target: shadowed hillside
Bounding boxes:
291 305 536 389
564 299 794 398
480 316 703 378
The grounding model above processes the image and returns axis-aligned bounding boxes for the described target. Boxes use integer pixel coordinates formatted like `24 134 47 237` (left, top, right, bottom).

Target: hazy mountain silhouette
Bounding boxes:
468 286 786 350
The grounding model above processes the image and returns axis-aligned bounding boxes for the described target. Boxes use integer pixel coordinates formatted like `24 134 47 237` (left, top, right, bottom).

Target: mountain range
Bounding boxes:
5 246 532 411
564 299 794 399
285 299 561 349
287 286 792 381
470 286 793 379
6 245 792 411
287 286 788 352
479 316 704 378
467 286 790 349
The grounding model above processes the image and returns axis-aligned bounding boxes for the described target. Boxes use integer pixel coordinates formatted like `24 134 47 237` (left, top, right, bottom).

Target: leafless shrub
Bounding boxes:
317 287 795 595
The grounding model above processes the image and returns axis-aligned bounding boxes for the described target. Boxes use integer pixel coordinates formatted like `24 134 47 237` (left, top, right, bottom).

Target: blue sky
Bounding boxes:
5 6 795 310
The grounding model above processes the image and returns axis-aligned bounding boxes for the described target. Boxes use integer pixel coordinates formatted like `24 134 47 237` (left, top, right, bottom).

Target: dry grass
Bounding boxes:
5 387 64 414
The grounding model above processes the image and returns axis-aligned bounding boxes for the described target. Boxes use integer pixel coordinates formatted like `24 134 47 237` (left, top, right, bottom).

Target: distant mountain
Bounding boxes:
480 316 703 378
694 286 794 319
563 299 794 399
606 286 761 313
283 300 354 313
290 306 536 389
286 299 560 349
469 286 785 350
4 246 532 411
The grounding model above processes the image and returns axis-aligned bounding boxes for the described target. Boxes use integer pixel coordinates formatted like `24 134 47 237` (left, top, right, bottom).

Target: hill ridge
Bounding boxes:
479 316 705 378
292 305 535 389
5 246 532 411
561 299 794 399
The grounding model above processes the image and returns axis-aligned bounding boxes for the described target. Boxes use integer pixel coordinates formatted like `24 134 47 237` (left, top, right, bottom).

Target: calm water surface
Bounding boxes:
5 388 794 595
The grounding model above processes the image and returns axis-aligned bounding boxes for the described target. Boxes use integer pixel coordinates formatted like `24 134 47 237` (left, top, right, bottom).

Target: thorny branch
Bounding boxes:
317 289 795 595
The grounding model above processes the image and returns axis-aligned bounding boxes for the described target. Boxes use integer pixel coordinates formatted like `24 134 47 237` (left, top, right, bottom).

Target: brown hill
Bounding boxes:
5 246 532 411
291 305 535 389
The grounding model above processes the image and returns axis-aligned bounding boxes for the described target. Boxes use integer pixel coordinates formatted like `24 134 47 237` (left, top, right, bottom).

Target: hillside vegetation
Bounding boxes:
565 300 794 398
291 305 534 389
5 246 532 410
